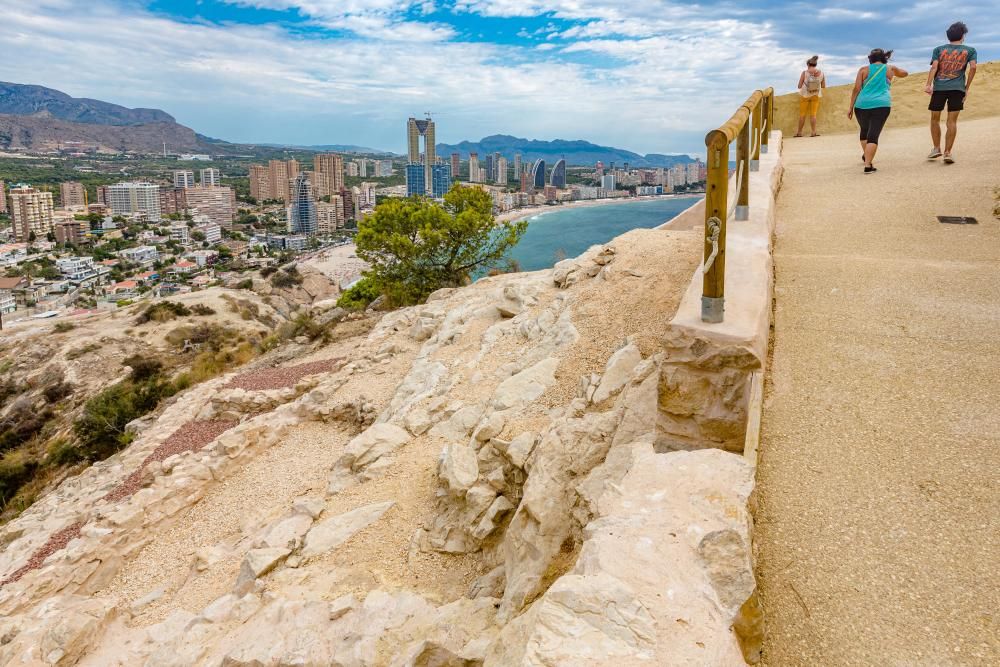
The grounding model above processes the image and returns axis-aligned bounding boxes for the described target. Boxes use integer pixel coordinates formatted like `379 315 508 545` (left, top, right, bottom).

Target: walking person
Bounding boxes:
925 22 977 163
795 55 826 137
847 49 909 174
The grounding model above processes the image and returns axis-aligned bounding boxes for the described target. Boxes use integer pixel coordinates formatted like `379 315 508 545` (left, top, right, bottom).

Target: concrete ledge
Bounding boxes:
656 132 783 453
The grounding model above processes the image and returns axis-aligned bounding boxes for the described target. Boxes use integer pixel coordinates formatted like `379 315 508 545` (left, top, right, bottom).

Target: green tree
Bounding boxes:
354 184 526 306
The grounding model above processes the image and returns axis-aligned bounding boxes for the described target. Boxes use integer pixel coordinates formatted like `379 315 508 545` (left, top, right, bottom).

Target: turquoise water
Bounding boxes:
507 196 700 271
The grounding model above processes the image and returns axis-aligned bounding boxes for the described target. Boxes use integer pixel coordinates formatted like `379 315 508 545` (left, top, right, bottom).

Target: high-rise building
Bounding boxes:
519 171 528 193
373 160 393 177
358 158 368 178
59 181 86 208
8 186 55 241
530 159 546 190
596 161 605 177
287 173 317 235
96 185 110 206
0 180 6 214
550 159 567 189
484 154 495 182
108 182 161 221
314 154 345 198
406 116 436 197
185 186 235 229
513 154 522 178
173 170 195 189
469 153 480 184
405 164 425 197
200 168 221 187
159 187 187 217
601 174 616 191
497 157 508 185
248 160 299 202
450 153 460 178
317 196 345 234
493 152 501 181
431 164 450 198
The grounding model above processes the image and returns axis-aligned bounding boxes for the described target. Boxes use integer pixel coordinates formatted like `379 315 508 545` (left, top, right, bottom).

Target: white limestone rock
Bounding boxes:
441 443 480 494
234 547 291 595
491 357 559 410
301 501 394 558
335 423 411 474
591 342 643 404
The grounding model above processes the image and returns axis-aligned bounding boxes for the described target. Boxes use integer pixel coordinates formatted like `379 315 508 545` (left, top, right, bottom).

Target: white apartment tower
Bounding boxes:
109 182 162 221
200 168 221 186
173 170 195 188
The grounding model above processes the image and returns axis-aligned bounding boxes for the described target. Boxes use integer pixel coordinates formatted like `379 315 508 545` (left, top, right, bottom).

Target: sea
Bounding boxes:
506 196 700 271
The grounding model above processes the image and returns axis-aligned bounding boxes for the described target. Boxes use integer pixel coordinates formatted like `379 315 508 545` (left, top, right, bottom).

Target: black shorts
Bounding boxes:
855 106 891 145
929 90 965 112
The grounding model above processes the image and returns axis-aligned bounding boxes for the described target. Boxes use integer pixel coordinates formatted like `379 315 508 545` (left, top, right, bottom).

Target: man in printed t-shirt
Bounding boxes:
925 21 977 163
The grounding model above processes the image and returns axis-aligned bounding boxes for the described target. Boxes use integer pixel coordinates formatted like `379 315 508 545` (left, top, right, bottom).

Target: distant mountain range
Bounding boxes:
436 135 696 167
0 83 694 164
0 82 175 126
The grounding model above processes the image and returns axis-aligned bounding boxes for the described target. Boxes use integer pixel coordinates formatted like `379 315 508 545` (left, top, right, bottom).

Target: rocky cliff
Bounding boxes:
0 224 763 665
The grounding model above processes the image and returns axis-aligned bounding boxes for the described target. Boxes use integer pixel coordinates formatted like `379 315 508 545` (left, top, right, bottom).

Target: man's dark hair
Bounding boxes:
946 22 968 42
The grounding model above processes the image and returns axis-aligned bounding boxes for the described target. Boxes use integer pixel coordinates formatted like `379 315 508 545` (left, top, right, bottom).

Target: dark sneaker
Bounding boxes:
927 148 943 159
864 166 878 175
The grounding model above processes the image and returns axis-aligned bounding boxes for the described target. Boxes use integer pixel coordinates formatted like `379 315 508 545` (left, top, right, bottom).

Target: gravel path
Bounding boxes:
224 359 339 391
103 419 237 503
756 117 1000 665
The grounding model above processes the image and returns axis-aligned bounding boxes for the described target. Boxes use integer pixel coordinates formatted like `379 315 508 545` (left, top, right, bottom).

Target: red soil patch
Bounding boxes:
0 521 83 587
102 419 237 503
224 359 339 391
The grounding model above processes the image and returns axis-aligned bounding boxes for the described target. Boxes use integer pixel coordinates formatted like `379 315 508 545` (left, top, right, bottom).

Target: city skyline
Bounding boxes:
3 1 997 156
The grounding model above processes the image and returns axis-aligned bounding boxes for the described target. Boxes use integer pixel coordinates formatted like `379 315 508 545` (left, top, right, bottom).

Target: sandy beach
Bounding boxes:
495 193 701 223
301 242 369 288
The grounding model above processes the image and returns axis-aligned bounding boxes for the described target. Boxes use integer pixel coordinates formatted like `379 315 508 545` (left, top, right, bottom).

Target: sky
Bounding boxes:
1 0 997 155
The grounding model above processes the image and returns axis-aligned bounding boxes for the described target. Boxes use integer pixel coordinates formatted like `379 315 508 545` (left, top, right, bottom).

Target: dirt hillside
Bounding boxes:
774 60 1000 136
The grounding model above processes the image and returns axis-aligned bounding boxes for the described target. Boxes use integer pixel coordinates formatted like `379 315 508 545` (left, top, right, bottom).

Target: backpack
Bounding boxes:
805 72 822 93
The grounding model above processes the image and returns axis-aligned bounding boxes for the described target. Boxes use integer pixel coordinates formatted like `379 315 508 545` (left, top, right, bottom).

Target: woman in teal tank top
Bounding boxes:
847 49 909 174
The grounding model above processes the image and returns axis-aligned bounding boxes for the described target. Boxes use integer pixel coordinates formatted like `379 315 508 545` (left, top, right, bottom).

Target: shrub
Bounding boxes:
47 438 85 466
0 449 39 506
337 277 381 311
0 406 54 452
235 279 253 290
53 322 76 333
43 381 74 404
260 266 278 278
123 355 163 382
269 266 303 289
135 301 192 324
66 343 100 360
73 379 166 461
190 304 216 316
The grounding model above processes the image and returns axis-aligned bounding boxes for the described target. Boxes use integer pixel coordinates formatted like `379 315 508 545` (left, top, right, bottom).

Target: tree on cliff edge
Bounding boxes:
352 184 527 307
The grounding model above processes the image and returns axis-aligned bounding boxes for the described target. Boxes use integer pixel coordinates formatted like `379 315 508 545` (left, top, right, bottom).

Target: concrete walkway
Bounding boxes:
756 116 1000 666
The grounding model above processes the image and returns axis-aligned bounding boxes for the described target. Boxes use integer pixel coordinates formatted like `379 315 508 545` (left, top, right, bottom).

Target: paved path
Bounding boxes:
756 116 1000 666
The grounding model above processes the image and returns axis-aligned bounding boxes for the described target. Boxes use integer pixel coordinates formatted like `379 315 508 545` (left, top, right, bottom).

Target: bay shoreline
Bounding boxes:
496 193 702 224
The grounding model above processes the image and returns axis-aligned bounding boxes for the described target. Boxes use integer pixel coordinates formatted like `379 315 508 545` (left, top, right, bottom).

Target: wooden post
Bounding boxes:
750 97 762 171
736 118 750 221
702 135 729 323
761 91 771 154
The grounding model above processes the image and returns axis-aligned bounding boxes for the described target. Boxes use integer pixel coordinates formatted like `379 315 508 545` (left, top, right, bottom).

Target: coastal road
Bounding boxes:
755 116 1000 665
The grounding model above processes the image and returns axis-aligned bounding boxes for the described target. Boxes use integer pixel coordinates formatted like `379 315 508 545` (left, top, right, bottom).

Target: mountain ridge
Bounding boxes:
436 134 696 167
0 81 175 126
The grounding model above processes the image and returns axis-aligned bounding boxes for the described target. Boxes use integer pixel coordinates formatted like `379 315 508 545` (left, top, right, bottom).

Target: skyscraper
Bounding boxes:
173 170 195 189
314 153 345 198
248 160 299 202
406 116 436 197
550 159 567 189
513 154 522 178
288 173 317 235
497 157 508 185
185 186 236 229
200 168 221 187
431 164 450 198
530 159 546 190
59 181 86 208
8 186 54 241
484 154 495 182
469 153 481 184
108 182 161 221
451 153 460 178
0 180 6 214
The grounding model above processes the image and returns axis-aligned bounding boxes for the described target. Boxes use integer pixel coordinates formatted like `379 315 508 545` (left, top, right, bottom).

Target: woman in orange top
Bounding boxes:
795 55 826 137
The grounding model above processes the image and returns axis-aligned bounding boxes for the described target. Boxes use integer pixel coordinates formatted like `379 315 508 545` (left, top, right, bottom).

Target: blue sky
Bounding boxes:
1 0 996 155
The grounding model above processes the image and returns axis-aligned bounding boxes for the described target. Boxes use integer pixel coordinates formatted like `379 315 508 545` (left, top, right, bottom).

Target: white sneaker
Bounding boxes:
943 154 955 164
927 148 942 159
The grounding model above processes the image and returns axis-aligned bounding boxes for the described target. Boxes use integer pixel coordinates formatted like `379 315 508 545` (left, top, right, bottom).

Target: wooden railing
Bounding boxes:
701 87 774 323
